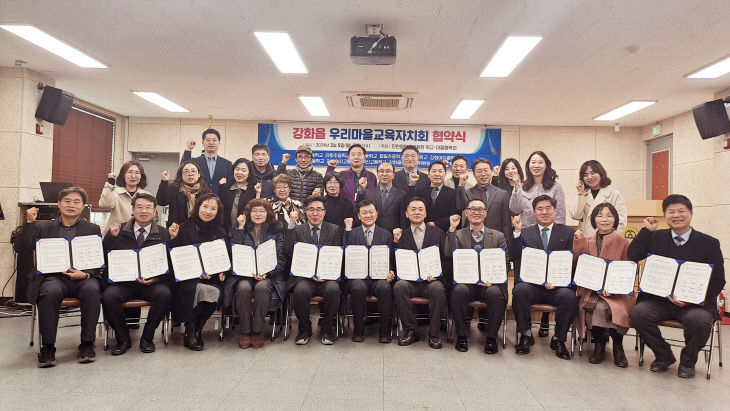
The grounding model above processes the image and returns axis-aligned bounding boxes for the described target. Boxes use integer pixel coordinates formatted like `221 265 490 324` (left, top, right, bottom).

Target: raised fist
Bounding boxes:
109 223 121 237
186 140 196 151
343 218 353 229
254 182 262 193
161 170 170 181
358 177 368 190
458 174 469 187
576 180 585 195
327 159 338 168
442 159 450 168
107 172 116 179
311 187 322 196
511 215 522 232
237 214 246 229
449 214 461 231
219 178 227 186
409 172 420 184
168 223 180 239
393 228 402 243
492 165 500 174
289 209 300 223
26 207 39 223
282 153 291 163
643 217 658 232
573 228 583 240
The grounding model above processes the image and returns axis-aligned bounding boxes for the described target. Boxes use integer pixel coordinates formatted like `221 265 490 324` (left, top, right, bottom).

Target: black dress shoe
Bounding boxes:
428 334 442 349
538 326 550 338
484 337 498 354
555 341 571 360
613 344 628 368
650 355 676 373
515 334 533 355
139 338 156 353
589 343 605 364
398 329 419 346
379 332 392 344
677 365 695 378
549 336 559 350
455 336 468 352
111 340 132 356
351 332 365 343
38 345 56 368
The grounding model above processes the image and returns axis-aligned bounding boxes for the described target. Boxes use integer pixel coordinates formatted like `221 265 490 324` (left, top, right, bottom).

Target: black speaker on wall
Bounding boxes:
692 98 730 140
35 86 75 125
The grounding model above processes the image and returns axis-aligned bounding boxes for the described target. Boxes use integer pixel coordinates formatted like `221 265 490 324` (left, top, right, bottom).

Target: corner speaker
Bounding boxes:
35 86 75 125
692 99 730 140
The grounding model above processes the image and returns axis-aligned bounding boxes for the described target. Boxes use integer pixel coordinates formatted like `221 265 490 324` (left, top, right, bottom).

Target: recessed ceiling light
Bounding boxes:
480 36 542 77
133 92 188 112
687 56 730 79
450 99 484 120
0 25 107 68
254 32 307 74
298 96 329 116
594 101 655 121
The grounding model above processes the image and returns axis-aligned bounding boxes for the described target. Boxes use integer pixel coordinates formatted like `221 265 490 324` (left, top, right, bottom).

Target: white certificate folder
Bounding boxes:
343 245 390 280
290 242 344 281
35 234 105 274
572 253 638 295
638 254 713 305
169 239 231 282
518 247 573 287
107 243 170 282
394 245 442 282
451 248 508 285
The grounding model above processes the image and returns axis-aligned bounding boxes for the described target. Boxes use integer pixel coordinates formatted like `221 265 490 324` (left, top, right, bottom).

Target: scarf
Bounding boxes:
270 198 302 224
179 182 201 216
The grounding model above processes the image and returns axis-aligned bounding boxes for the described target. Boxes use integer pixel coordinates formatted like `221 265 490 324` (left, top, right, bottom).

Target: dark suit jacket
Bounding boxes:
356 186 407 231
345 225 395 275
628 227 725 319
181 151 232 195
415 185 459 233
456 184 511 236
285 222 343 290
510 223 575 283
396 224 446 283
393 169 430 198
102 219 173 284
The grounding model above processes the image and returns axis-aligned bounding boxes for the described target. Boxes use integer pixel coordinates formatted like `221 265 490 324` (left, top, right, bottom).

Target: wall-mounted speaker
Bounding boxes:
35 86 75 125
692 99 730 140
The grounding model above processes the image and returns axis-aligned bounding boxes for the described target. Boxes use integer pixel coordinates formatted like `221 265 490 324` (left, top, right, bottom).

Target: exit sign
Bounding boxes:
652 124 662 136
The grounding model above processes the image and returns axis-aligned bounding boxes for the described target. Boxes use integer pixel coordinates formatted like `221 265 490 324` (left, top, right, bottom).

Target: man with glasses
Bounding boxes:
325 144 377 209
445 199 508 354
393 145 430 198
285 196 343 345
277 145 325 204
181 129 232 195
356 162 407 231
456 158 511 237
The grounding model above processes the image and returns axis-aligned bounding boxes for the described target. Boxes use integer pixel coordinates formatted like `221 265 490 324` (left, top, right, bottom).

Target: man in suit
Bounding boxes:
511 194 576 360
415 161 459 233
101 193 173 355
325 144 378 209
628 194 725 379
355 162 407 231
344 199 396 343
456 158 511 237
392 145 430 198
181 128 232 195
16 187 102 367
445 199 508 354
285 196 343 345
393 197 447 349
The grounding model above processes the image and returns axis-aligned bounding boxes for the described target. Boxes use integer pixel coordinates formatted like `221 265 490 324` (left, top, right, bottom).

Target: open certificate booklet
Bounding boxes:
290 242 344 280
231 239 278 277
169 239 231 281
35 234 105 274
639 254 713 305
519 247 573 287
107 243 169 283
452 248 508 285
395 245 442 281
343 245 390 280
573 254 638 294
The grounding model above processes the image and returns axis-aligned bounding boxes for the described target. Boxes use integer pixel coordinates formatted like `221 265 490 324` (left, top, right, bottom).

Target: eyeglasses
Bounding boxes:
325 181 340 186
466 207 486 213
182 170 199 175
306 208 325 213
250 208 267 215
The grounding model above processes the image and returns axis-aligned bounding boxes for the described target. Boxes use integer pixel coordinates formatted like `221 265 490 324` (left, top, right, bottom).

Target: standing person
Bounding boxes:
325 144 377 209
169 193 228 351
276 145 324 203
355 162 407 231
393 145 430 197
344 200 396 343
268 174 305 226
156 161 210 227
455 158 511 236
101 193 173 355
569 160 627 238
509 151 566 227
218 158 258 235
492 157 525 203
228 199 286 349
444 155 476 190
251 144 276 199
99 160 152 234
415 161 459 233
181 129 232 195
16 187 102 367
572 203 634 367
322 171 355 228
629 195 725 379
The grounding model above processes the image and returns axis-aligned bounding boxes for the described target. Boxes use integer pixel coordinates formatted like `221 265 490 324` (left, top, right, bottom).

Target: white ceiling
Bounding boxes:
1 0 730 126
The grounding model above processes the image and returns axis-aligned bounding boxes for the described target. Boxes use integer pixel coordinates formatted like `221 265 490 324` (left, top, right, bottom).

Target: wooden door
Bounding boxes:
651 150 669 200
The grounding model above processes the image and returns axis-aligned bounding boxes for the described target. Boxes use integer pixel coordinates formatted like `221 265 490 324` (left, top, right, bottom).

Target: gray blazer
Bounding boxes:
456 184 511 236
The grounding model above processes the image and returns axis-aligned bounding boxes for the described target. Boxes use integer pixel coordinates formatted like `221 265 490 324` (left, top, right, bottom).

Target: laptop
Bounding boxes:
40 182 73 203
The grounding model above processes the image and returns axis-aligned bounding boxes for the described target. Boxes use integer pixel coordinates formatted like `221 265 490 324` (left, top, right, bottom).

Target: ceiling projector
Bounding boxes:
350 24 396 65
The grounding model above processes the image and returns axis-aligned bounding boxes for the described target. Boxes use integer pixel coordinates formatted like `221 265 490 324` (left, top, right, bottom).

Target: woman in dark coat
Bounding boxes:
322 171 355 228
217 158 257 235
156 161 210 227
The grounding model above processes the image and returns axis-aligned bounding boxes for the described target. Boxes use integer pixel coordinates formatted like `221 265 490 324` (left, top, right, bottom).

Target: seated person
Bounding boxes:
628 194 725 379
393 197 447 349
445 199 508 354
102 193 173 355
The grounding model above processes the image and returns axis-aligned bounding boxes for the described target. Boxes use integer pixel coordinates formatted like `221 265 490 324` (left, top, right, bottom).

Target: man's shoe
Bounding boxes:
239 334 252 349
398 329 418 346
251 333 265 349
378 332 392 344
677 365 696 378
139 339 156 353
38 345 56 368
484 337 499 354
650 354 676 373
555 341 571 360
295 330 312 345
613 344 628 368
78 342 96 363
515 334 534 355
111 340 132 356
549 335 559 350
455 336 468 352
589 343 605 364
351 331 365 343
321 332 336 345
428 334 442 349
538 326 550 338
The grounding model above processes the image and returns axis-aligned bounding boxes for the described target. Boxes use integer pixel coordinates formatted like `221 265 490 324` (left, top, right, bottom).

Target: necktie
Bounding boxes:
311 226 319 244
541 227 549 251
431 187 439 200
479 186 488 205
381 188 389 208
136 227 146 249
414 226 424 250
366 229 372 246
674 235 684 246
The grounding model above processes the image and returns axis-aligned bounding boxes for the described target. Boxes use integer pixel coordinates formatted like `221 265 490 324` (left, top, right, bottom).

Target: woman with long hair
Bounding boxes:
508 150 566 226
156 160 210 227
99 160 151 234
218 158 258 235
569 160 627 238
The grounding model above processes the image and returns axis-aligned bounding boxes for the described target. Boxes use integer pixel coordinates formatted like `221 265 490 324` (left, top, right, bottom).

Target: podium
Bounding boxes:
622 200 667 242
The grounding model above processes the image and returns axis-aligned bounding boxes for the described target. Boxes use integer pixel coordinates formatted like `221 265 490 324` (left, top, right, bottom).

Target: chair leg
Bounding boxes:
29 304 37 347
706 321 717 379
634 333 639 351
502 308 507 348
717 321 723 367
104 322 109 351
570 323 575 356
283 296 292 341
638 335 645 366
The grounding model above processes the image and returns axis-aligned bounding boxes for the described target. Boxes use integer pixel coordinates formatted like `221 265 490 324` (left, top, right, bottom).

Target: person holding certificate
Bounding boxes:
101 193 173 355
343 199 396 343
284 196 343 345
628 195 725 378
16 187 102 367
393 197 447 349
510 195 576 360
572 203 634 367
568 160 627 238
445 199 508 354
217 158 258 236
169 193 228 351
156 161 211 227
228 199 286 349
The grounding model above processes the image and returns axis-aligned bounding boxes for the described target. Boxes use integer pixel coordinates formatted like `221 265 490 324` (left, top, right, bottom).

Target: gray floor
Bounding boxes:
0 313 727 411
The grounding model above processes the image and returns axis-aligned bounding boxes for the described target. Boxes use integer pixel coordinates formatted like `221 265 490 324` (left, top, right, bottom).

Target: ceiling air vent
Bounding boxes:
345 92 414 110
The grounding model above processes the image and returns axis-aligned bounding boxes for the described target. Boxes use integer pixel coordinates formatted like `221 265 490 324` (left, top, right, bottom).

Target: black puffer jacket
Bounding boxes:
276 163 324 203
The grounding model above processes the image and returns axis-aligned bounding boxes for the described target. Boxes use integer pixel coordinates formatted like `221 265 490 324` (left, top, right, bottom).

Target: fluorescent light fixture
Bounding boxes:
298 96 329 116
594 101 655 121
687 56 730 79
450 99 484 119
133 92 189 112
254 32 307 73
480 36 542 77
0 25 107 68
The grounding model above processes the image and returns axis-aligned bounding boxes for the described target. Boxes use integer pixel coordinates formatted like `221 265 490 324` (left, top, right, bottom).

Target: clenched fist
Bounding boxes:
393 228 402 243
161 170 170 181
186 140 196 151
449 214 461 232
109 223 121 237
511 215 522 232
168 223 180 239
643 217 658 231
343 218 353 229
358 177 368 190
327 159 338 168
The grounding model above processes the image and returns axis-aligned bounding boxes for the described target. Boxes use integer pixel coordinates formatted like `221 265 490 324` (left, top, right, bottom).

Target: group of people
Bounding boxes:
16 128 724 380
